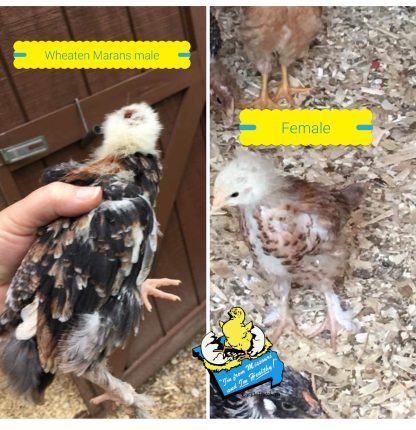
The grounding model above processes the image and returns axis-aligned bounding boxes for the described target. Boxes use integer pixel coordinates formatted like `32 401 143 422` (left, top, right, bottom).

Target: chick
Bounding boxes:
0 103 181 417
210 366 327 418
212 150 363 348
241 6 323 108
218 307 253 360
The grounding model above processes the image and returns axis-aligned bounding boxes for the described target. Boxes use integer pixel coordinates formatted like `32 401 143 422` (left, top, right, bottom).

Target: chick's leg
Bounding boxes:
86 364 153 418
274 64 311 107
140 278 181 312
266 280 303 344
308 289 357 350
244 72 280 110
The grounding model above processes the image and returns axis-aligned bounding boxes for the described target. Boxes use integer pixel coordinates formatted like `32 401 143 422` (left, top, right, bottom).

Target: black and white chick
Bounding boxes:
0 103 182 417
210 367 327 419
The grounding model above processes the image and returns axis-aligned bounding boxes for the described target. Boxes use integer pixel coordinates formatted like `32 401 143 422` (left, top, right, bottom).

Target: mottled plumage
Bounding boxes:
213 150 364 348
241 6 323 108
0 103 180 416
210 366 326 418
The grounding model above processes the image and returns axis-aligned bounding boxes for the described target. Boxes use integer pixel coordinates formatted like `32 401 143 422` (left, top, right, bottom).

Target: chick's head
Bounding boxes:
228 307 245 321
248 367 327 419
210 61 237 122
212 149 276 212
95 102 162 159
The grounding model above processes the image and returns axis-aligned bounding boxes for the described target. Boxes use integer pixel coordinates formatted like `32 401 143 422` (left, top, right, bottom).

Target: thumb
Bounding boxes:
1 182 102 235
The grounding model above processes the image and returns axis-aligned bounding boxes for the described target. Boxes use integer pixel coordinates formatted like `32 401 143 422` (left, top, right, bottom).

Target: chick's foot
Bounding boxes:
307 291 357 350
140 278 181 312
244 94 280 110
269 310 304 345
237 351 251 361
273 64 310 107
274 84 310 107
243 71 280 110
85 365 153 418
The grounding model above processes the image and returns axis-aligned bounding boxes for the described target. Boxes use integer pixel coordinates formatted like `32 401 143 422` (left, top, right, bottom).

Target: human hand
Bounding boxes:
0 182 102 312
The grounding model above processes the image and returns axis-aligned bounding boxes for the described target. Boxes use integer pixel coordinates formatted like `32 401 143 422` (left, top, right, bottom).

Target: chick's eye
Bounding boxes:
230 192 239 198
282 402 297 411
216 97 223 105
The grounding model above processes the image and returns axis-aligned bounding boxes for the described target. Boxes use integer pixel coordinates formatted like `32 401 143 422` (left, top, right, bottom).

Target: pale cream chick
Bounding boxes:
213 149 363 349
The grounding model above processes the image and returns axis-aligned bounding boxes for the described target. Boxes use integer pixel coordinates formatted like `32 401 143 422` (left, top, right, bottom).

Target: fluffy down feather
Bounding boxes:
95 102 162 159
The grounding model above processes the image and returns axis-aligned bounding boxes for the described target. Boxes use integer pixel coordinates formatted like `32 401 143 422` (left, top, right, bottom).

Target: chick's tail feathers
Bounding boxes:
0 336 54 403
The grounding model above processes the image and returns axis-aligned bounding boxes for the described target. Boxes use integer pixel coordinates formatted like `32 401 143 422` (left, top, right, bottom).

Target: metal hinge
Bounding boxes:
0 136 48 165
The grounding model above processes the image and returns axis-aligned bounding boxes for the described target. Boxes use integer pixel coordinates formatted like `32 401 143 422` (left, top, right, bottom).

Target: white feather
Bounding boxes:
15 297 39 340
131 223 143 264
95 103 162 158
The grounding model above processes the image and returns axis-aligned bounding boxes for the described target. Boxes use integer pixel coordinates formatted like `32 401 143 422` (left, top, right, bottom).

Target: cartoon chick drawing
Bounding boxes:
217 307 253 360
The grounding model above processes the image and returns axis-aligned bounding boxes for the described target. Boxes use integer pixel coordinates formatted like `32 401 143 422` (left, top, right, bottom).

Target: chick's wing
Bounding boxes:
7 195 155 370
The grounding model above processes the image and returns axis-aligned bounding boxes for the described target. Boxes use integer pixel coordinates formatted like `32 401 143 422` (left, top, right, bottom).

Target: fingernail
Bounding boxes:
76 187 101 200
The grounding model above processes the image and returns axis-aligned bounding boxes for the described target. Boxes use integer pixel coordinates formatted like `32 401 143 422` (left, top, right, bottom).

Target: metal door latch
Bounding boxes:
0 136 48 164
74 98 102 148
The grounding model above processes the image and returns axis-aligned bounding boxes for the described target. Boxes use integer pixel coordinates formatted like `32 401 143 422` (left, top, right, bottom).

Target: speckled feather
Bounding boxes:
248 177 363 282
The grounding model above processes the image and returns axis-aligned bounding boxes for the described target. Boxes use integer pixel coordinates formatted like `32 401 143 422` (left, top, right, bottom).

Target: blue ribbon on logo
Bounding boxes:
193 340 284 397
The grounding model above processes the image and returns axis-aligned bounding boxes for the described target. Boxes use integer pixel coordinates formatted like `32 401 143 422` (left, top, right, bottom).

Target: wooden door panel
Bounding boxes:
43 142 97 168
63 7 139 93
175 124 206 302
12 161 45 196
152 210 198 332
128 7 186 41
0 7 88 119
0 58 25 132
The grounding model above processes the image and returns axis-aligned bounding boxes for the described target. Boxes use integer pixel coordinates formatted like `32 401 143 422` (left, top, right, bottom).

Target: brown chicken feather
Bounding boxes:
241 6 323 108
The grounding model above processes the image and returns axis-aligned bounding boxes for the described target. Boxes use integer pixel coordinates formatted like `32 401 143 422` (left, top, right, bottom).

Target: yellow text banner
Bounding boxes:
240 109 373 146
13 41 191 69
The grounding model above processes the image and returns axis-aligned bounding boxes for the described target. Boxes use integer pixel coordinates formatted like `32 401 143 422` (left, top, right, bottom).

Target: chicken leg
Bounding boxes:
140 278 181 312
308 290 357 349
266 281 304 344
238 351 251 361
274 64 311 107
86 363 153 418
244 72 280 110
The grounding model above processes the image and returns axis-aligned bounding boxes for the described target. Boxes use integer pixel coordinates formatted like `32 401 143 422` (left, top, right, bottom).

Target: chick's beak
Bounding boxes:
302 390 328 418
211 193 227 215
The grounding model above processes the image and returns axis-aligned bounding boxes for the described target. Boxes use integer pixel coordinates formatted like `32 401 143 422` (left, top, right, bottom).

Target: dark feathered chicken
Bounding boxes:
210 11 238 121
210 366 327 418
0 103 181 417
